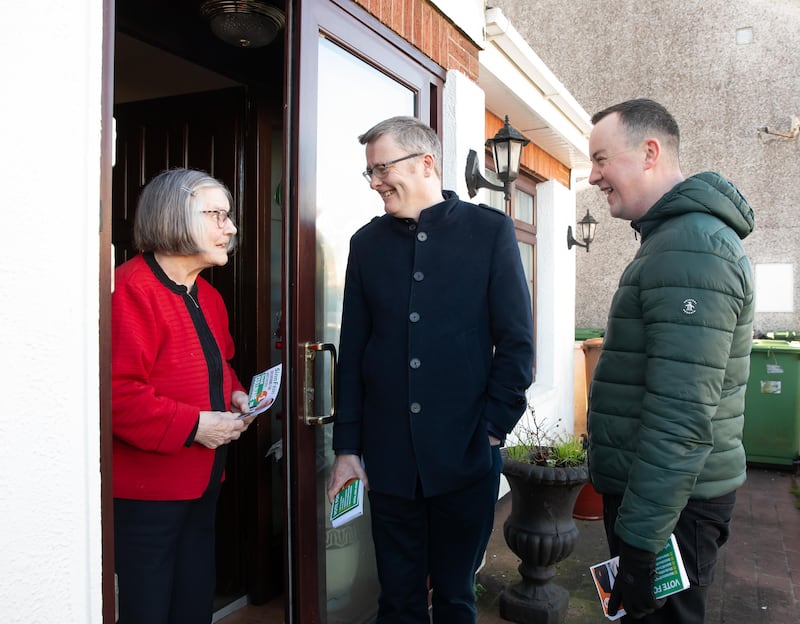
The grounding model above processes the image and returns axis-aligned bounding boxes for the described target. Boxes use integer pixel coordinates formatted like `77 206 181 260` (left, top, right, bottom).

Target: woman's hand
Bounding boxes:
230 390 249 415
195 411 246 449
229 390 257 428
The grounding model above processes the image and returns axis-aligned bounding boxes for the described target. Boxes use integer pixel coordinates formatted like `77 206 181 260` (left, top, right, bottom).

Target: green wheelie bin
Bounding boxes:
742 339 800 467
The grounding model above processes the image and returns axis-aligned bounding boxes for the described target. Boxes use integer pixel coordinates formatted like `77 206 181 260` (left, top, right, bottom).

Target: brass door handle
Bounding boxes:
302 342 336 425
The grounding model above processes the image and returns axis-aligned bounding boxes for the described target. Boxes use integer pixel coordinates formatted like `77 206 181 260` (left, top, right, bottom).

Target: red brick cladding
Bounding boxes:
352 0 479 81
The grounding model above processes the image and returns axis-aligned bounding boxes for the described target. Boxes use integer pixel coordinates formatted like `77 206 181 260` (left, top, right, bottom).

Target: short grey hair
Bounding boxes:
133 168 236 255
359 116 442 178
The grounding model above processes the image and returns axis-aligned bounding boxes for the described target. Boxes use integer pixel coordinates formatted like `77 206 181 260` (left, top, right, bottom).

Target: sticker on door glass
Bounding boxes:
760 380 782 394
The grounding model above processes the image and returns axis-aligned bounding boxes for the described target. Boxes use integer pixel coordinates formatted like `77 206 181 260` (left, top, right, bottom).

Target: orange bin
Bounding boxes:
574 336 604 520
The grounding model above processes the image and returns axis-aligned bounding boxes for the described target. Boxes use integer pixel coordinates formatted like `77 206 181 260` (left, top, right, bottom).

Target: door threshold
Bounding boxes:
213 595 248 623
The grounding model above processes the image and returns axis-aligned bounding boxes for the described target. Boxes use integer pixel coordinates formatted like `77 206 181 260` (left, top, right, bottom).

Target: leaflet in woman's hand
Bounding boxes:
244 363 282 418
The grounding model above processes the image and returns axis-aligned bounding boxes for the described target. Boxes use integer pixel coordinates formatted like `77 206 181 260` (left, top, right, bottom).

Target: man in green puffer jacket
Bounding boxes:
586 99 754 623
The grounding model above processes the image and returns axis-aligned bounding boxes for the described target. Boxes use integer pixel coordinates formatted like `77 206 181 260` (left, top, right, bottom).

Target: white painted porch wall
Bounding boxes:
496 179 578 497
0 2 103 623
441 69 579 499
523 179 578 438
441 69 486 199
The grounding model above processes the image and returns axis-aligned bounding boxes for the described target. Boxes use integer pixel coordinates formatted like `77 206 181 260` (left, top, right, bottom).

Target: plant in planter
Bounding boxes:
499 411 589 624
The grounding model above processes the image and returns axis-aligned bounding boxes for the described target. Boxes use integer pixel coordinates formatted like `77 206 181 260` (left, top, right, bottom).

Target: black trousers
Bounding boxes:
368 445 502 624
603 489 737 624
114 482 221 624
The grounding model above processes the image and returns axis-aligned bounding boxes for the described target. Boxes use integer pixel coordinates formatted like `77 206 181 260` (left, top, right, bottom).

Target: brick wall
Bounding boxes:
352 0 479 80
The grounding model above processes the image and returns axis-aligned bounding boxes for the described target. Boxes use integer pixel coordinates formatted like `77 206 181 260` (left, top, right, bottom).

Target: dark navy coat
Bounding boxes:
333 191 535 498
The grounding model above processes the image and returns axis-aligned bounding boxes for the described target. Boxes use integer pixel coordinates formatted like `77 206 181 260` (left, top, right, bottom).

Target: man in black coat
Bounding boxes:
327 116 535 623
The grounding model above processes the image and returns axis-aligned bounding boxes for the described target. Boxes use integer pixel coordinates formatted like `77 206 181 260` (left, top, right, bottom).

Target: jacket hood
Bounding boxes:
634 172 755 241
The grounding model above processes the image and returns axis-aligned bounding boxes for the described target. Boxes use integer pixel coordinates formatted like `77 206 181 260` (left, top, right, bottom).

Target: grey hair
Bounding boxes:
359 116 443 178
133 168 236 255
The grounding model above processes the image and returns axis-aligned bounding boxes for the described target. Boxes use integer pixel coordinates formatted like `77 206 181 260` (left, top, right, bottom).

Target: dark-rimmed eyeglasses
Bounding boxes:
362 153 424 183
201 209 235 228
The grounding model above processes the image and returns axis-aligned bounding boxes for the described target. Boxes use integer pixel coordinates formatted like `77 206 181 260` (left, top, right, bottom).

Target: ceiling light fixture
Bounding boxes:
200 0 286 48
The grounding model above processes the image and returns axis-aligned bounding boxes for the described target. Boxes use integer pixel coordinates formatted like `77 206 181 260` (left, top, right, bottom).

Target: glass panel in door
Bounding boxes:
314 35 415 623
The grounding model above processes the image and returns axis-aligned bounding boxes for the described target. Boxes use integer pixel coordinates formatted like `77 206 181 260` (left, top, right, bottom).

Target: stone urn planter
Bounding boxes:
499 452 589 624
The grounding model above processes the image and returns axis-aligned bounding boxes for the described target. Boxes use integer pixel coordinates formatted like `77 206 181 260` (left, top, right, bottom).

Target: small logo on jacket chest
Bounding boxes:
681 298 698 315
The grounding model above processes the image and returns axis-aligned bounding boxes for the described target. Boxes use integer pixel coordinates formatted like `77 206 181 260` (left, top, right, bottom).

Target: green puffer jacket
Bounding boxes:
588 171 755 554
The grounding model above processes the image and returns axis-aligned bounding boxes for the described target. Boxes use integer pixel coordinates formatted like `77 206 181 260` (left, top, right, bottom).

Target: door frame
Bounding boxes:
103 33 282 624
100 0 115 621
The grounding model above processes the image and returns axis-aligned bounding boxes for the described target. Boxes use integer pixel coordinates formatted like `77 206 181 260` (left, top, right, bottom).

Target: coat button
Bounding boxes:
410 358 421 369
409 312 420 322
413 271 424 281
417 232 428 242
410 402 422 413
408 223 417 231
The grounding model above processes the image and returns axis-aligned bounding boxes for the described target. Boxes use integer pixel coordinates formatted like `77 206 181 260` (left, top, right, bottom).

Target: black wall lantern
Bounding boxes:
465 115 530 201
567 209 598 252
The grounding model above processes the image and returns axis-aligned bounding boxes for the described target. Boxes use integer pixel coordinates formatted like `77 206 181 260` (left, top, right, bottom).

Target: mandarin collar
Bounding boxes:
391 190 460 229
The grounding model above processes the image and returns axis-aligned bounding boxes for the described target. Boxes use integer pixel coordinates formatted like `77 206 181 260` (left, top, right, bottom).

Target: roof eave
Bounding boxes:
479 7 592 171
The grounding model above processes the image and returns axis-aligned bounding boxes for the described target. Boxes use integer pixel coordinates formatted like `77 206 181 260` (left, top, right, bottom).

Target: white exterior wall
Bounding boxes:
0 2 104 623
439 6 588 496
442 70 580 496
441 69 486 197
444 1 587 454
442 56 581 512
495 179 579 499
499 178 579 496
522 179 578 438
441 68 580 445
472 9 587 437
428 0 486 46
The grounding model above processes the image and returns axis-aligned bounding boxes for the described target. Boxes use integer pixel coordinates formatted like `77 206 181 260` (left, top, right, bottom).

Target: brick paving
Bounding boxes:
476 467 800 624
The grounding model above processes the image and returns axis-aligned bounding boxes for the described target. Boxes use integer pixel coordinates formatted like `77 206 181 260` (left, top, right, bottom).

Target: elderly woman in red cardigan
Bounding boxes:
112 168 255 624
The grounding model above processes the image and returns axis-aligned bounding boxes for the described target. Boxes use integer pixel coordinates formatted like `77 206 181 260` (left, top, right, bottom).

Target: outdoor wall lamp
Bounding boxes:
465 115 530 201
567 209 598 252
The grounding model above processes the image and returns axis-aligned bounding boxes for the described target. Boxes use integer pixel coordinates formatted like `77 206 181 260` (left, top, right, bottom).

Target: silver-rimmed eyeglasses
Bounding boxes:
362 153 424 183
201 209 235 228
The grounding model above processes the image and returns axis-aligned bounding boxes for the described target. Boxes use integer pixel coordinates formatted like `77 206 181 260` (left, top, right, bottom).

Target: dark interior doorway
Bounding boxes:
112 0 286 616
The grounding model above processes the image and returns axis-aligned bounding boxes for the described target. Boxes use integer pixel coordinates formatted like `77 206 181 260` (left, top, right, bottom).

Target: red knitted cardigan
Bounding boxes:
112 254 245 500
